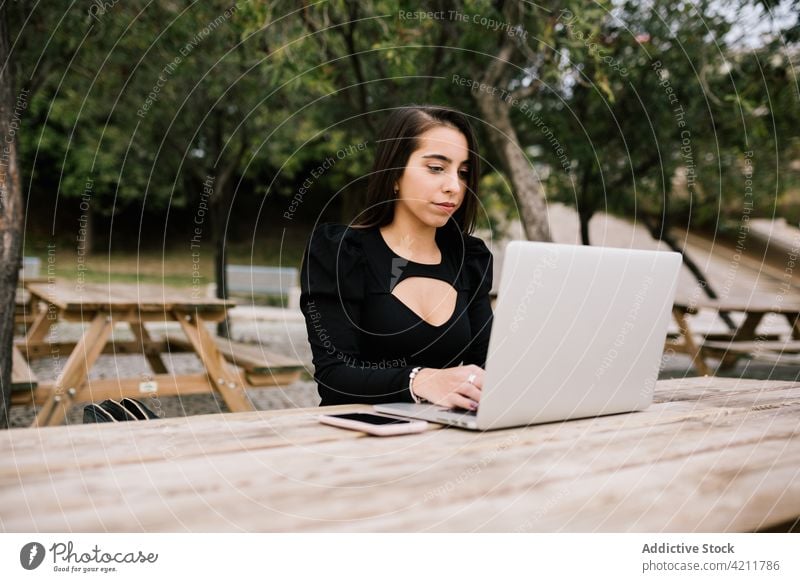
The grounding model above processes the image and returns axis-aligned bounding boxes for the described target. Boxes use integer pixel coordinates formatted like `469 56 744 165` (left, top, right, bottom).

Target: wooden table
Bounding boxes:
14 288 32 331
1 377 797 532
14 282 253 427
14 277 47 331
668 297 800 375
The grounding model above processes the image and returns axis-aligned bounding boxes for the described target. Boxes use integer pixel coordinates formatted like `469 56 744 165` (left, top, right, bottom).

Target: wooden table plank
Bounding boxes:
165 333 304 373
33 313 115 427
11 345 37 390
701 340 800 352
15 288 30 307
0 404 375 481
14 373 218 406
3 410 797 532
674 297 800 314
1 378 797 532
26 282 236 312
176 313 253 413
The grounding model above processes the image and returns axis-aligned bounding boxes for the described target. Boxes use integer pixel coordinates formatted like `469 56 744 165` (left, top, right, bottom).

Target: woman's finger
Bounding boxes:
461 383 482 402
465 367 485 389
449 394 478 411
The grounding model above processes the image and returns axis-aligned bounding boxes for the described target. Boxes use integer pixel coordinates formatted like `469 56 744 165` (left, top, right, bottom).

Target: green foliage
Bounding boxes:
8 0 799 244
12 2 306 219
531 0 799 230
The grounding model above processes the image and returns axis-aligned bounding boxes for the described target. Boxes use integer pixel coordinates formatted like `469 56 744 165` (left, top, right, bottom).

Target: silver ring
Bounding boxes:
467 373 477 386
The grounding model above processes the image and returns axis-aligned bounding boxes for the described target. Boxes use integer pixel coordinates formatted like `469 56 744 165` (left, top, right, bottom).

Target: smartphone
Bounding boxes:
318 412 428 436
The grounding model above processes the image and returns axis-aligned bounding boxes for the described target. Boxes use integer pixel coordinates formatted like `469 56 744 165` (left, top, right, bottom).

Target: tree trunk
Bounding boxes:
578 167 593 245
0 7 24 428
84 208 94 255
212 179 231 338
579 210 592 246
474 91 551 242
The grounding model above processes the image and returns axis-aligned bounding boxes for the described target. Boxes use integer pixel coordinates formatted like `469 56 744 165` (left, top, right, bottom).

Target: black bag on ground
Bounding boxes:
83 398 158 424
120 397 159 420
100 399 138 421
82 403 117 423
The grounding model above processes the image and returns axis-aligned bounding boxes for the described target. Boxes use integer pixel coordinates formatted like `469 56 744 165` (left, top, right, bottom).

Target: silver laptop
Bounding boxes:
375 241 682 430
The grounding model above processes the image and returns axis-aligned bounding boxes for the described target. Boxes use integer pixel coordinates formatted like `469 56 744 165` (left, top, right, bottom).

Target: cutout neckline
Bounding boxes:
376 227 443 266
388 291 459 328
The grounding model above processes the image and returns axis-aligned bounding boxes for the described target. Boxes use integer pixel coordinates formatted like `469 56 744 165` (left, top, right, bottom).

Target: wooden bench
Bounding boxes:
11 345 38 391
210 265 300 308
701 339 800 366
164 333 304 387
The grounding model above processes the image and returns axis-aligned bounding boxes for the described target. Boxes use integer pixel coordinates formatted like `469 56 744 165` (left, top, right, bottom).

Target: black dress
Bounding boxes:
299 222 494 406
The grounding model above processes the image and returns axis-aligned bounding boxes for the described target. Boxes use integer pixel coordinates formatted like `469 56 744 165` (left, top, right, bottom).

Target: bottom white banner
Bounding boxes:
1 533 797 581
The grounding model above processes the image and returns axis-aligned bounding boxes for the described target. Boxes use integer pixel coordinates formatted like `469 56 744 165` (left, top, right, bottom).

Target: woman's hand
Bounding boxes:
411 365 484 410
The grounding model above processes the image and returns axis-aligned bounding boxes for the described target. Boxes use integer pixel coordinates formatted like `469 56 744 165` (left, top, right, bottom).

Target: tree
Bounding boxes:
293 0 591 241
0 4 24 427
530 0 798 324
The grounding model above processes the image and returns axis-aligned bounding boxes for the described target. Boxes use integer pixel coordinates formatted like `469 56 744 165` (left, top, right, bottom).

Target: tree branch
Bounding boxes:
481 39 515 88
510 79 542 101
339 2 375 133
607 152 662 194
300 2 371 130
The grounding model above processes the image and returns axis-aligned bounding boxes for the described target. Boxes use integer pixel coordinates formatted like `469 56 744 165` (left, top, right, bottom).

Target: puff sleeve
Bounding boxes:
460 234 494 368
299 223 416 405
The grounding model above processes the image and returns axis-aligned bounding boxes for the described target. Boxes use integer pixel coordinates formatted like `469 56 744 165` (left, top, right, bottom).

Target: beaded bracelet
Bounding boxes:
408 366 424 403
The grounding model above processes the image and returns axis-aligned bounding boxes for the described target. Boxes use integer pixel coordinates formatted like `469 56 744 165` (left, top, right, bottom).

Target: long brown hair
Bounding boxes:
352 105 481 235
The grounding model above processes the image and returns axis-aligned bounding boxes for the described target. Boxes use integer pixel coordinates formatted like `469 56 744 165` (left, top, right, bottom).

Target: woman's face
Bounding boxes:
394 125 470 229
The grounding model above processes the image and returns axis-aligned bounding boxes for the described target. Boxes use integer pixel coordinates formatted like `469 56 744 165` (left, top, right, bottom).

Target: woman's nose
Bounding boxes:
443 171 460 192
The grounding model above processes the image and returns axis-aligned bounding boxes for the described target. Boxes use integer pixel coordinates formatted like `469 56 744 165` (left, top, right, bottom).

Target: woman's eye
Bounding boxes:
459 169 470 179
428 166 444 173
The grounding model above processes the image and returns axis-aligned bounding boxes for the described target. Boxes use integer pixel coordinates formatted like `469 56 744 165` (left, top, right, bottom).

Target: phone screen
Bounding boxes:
330 413 412 425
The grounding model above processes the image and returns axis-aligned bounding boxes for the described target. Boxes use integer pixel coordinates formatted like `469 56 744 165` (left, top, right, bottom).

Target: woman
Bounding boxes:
299 105 493 410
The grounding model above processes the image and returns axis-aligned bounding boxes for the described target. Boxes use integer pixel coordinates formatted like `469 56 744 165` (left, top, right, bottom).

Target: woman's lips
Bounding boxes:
433 202 456 213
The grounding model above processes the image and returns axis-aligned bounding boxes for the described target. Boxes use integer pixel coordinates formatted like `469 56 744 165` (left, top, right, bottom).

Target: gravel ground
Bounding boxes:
8 318 799 429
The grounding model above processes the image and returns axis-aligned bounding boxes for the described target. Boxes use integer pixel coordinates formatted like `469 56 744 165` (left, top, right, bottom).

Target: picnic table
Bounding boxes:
13 282 303 427
14 277 47 332
1 376 797 532
668 297 800 375
14 288 32 330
